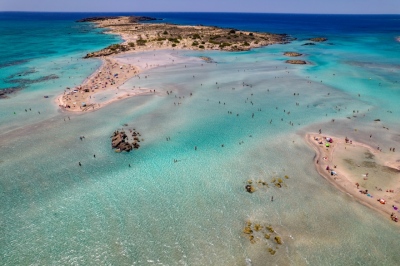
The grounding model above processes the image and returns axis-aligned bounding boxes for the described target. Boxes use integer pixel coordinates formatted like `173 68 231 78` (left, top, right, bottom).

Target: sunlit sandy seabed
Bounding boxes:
1 39 400 265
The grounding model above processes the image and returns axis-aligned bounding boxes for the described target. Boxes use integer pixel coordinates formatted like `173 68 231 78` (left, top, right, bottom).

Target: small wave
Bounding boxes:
395 36 400 42
245 258 252 266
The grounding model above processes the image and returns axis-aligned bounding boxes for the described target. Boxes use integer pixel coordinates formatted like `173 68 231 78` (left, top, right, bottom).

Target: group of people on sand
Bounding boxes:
61 59 137 109
344 137 353 144
390 213 398 222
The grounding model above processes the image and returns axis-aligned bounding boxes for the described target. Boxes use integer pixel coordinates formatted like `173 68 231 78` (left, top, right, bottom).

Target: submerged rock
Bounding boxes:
284 52 302 57
286 60 307 65
243 226 253 234
309 37 328 42
274 236 283 245
111 128 143 152
245 184 256 193
0 87 23 99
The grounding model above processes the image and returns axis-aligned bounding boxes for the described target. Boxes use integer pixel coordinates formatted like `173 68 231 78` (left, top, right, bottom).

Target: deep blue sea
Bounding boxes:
1 12 400 265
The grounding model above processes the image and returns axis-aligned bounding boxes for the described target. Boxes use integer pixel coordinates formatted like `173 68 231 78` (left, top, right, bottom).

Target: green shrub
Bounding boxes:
128 42 135 47
243 42 250 46
192 41 199 46
219 42 231 48
192 34 201 39
172 43 176 47
168 38 180 43
229 29 236 34
108 44 122 51
199 45 205 49
163 31 168 35
136 39 147 46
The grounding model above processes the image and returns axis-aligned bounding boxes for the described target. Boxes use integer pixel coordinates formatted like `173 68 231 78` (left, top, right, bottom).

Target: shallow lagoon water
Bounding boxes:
1 13 400 265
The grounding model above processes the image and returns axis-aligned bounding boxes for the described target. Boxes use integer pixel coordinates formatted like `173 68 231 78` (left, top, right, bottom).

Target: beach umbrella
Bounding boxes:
325 143 330 147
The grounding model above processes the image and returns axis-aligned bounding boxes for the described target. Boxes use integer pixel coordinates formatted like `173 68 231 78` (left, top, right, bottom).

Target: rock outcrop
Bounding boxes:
111 128 142 152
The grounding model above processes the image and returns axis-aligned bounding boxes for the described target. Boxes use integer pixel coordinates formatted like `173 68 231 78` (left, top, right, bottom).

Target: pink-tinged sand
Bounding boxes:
306 133 400 225
56 57 154 112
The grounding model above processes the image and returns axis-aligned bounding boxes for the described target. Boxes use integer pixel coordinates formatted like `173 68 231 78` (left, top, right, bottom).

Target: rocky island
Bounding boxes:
81 16 291 58
77 16 160 23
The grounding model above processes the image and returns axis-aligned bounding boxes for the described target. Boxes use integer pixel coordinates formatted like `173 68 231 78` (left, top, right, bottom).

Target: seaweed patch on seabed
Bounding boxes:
242 220 283 255
364 151 375 160
244 175 289 193
361 161 378 168
343 158 356 167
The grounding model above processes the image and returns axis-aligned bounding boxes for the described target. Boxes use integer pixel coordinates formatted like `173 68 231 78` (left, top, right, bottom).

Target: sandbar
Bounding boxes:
306 133 400 225
56 57 153 112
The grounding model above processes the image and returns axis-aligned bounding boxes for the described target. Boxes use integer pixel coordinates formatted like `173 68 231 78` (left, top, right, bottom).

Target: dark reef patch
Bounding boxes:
0 59 30 69
7 74 59 85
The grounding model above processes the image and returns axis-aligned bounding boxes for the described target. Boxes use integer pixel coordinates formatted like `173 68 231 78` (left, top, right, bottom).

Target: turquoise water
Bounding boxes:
1 13 400 265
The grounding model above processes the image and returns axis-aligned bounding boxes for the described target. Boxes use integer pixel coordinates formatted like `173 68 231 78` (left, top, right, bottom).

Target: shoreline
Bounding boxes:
306 133 400 225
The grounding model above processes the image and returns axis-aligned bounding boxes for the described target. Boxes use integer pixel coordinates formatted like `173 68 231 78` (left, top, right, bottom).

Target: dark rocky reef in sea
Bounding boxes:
0 87 23 99
199 56 216 63
7 68 37 79
7 74 59 85
302 42 316 46
283 52 302 57
0 59 31 69
111 128 142 152
77 16 159 23
286 60 307 65
309 37 328 42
